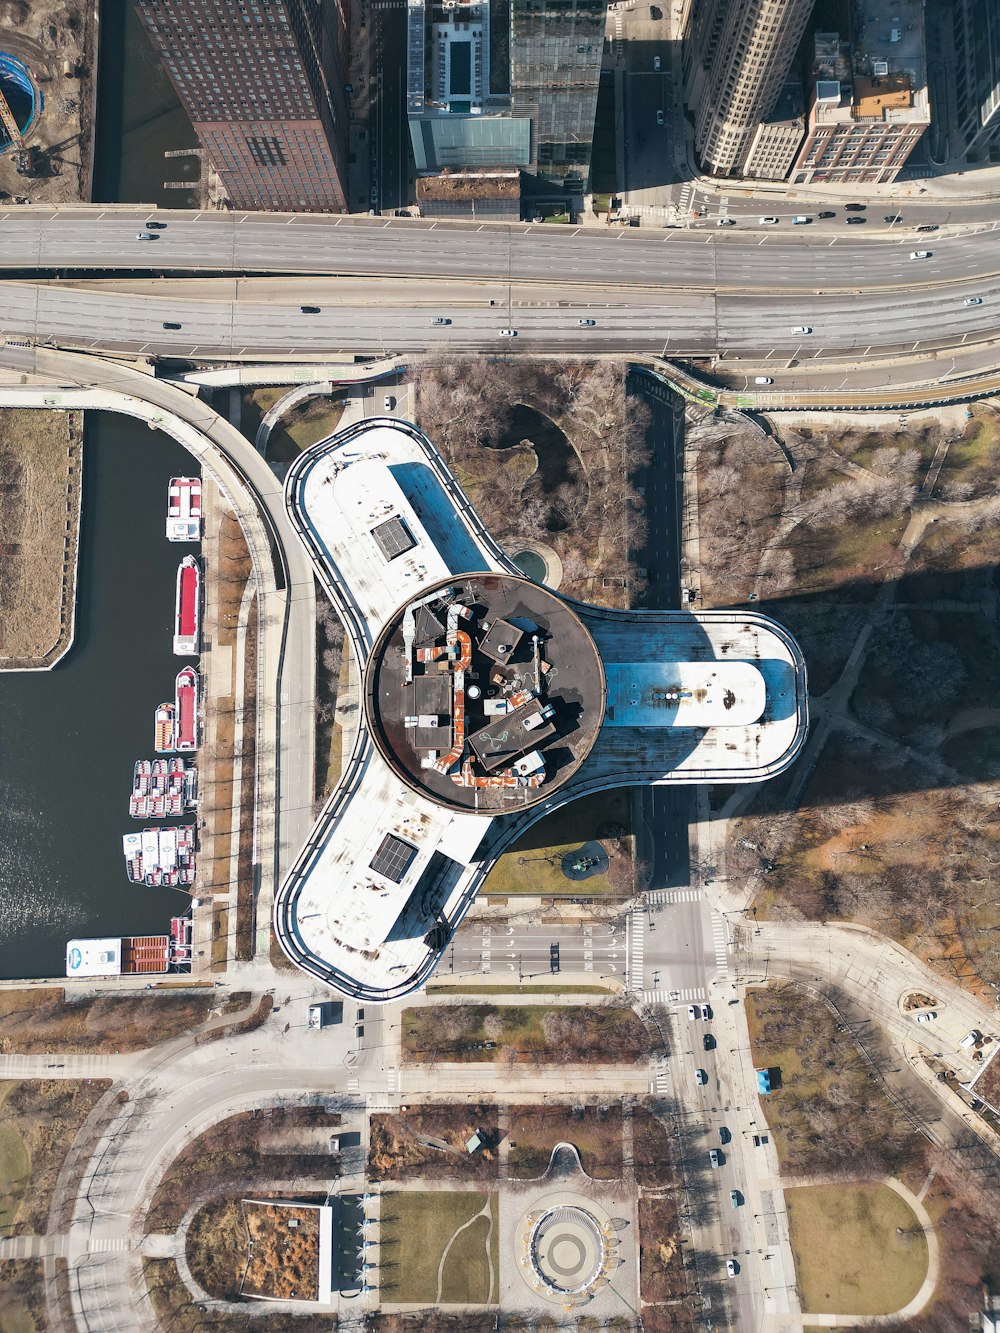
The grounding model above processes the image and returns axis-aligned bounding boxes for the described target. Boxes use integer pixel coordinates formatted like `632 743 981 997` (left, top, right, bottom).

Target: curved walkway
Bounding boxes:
255 380 332 453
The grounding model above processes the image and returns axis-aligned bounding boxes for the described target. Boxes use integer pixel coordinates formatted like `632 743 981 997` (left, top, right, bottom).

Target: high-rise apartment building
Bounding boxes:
406 0 605 209
135 0 351 213
951 0 1000 162
686 0 816 177
790 15 929 186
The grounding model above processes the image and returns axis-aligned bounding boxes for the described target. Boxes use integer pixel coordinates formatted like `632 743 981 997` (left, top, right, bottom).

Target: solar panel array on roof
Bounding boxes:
372 515 417 561
369 833 418 883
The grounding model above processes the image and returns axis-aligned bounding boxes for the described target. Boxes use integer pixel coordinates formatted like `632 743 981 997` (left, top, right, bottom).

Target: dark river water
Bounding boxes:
0 414 197 979
91 0 199 207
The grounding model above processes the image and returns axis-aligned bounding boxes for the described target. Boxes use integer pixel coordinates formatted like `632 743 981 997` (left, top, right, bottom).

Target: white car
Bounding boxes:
383 395 395 410
726 1259 739 1277
578 318 596 326
687 1004 699 1020
791 325 812 335
910 250 931 259
656 110 664 126
695 1068 708 1086
653 55 661 70
135 231 158 240
965 296 983 306
914 1011 937 1023
759 216 779 225
716 217 735 227
498 328 518 337
754 375 773 384
708 1149 721 1168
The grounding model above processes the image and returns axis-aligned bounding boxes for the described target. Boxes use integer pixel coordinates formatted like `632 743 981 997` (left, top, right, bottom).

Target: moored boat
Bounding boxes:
173 555 201 656
166 476 202 543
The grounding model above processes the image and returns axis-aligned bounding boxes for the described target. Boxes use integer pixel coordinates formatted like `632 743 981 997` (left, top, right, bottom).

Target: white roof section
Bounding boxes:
66 938 122 977
604 660 765 728
288 746 488 992
292 425 503 644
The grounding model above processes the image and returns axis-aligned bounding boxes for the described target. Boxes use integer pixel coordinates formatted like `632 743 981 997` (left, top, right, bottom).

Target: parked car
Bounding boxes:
653 55 661 70
709 1149 722 1167
383 395 395 410
656 110 664 125
914 1011 938 1023
726 1259 740 1276
719 1126 731 1143
695 1068 708 1086
730 1190 743 1208
703 1033 716 1051
687 1005 700 1021
960 1030 982 1048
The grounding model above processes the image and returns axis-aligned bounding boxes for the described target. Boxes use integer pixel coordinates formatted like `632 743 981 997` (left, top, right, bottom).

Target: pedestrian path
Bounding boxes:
646 888 701 905
0 1052 116 1078
711 911 729 979
628 907 645 991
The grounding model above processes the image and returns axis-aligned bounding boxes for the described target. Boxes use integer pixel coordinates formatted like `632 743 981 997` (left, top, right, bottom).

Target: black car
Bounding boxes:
703 1033 716 1051
300 305 321 313
845 203 866 211
818 210 836 218
883 214 902 223
917 223 939 232
847 216 867 224
162 321 182 329
146 220 168 230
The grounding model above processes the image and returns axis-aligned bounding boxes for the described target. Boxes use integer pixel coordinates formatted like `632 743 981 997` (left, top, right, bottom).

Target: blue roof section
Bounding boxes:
409 115 531 170
756 1068 772 1095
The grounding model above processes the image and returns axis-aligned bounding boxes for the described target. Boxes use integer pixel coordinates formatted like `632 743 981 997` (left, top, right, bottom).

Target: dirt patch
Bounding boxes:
368 1105 499 1182
0 409 83 667
0 988 211 1054
507 1103 623 1179
0 3 94 205
639 1194 690 1304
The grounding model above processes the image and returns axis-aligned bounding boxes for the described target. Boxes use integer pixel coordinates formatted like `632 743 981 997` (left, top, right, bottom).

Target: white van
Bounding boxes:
754 376 773 385
960 1029 981 1048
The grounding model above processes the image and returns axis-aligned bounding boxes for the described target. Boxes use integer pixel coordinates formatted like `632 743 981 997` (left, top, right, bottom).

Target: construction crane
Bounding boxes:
0 81 31 174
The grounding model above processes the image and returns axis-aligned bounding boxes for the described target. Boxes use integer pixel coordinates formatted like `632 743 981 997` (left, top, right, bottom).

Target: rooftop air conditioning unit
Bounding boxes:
873 59 889 75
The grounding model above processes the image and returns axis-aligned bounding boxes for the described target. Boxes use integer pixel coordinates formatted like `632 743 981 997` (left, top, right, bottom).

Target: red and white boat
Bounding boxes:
154 703 176 754
166 476 202 542
129 760 151 819
173 555 201 656
175 666 199 752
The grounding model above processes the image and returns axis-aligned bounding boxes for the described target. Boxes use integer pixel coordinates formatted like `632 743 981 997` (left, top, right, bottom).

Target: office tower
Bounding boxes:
952 0 1000 162
134 0 351 213
687 0 816 177
741 78 806 179
406 0 605 213
790 18 930 186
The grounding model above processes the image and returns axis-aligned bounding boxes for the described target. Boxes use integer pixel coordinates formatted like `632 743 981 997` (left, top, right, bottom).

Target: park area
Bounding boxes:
379 1190 498 1305
482 790 634 898
401 1003 647 1065
507 1103 623 1179
786 1183 928 1316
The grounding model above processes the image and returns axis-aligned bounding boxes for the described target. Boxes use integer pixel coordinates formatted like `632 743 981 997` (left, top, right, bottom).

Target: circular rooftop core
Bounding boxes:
364 572 606 813
0 53 38 149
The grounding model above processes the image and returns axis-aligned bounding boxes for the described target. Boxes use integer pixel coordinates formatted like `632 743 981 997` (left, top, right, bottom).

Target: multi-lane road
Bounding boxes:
0 210 999 370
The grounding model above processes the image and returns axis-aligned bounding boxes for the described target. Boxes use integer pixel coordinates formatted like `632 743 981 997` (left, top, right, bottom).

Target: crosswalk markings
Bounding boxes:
88 1237 129 1253
628 906 645 990
643 987 707 1005
677 183 693 216
646 888 701 905
711 911 729 978
347 1077 360 1094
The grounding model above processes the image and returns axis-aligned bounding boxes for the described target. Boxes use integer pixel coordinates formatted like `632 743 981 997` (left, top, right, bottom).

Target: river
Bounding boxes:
0 413 199 979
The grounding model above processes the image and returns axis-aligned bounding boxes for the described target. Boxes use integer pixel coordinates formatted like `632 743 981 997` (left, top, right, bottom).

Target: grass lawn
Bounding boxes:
934 406 1000 498
0 1084 30 1235
786 1183 928 1316
380 1191 497 1304
507 1103 622 1179
482 789 633 897
401 1003 647 1064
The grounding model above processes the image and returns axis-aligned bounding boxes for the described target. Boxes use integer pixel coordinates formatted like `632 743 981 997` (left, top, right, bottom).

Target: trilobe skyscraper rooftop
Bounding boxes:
135 0 351 213
686 0 816 177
